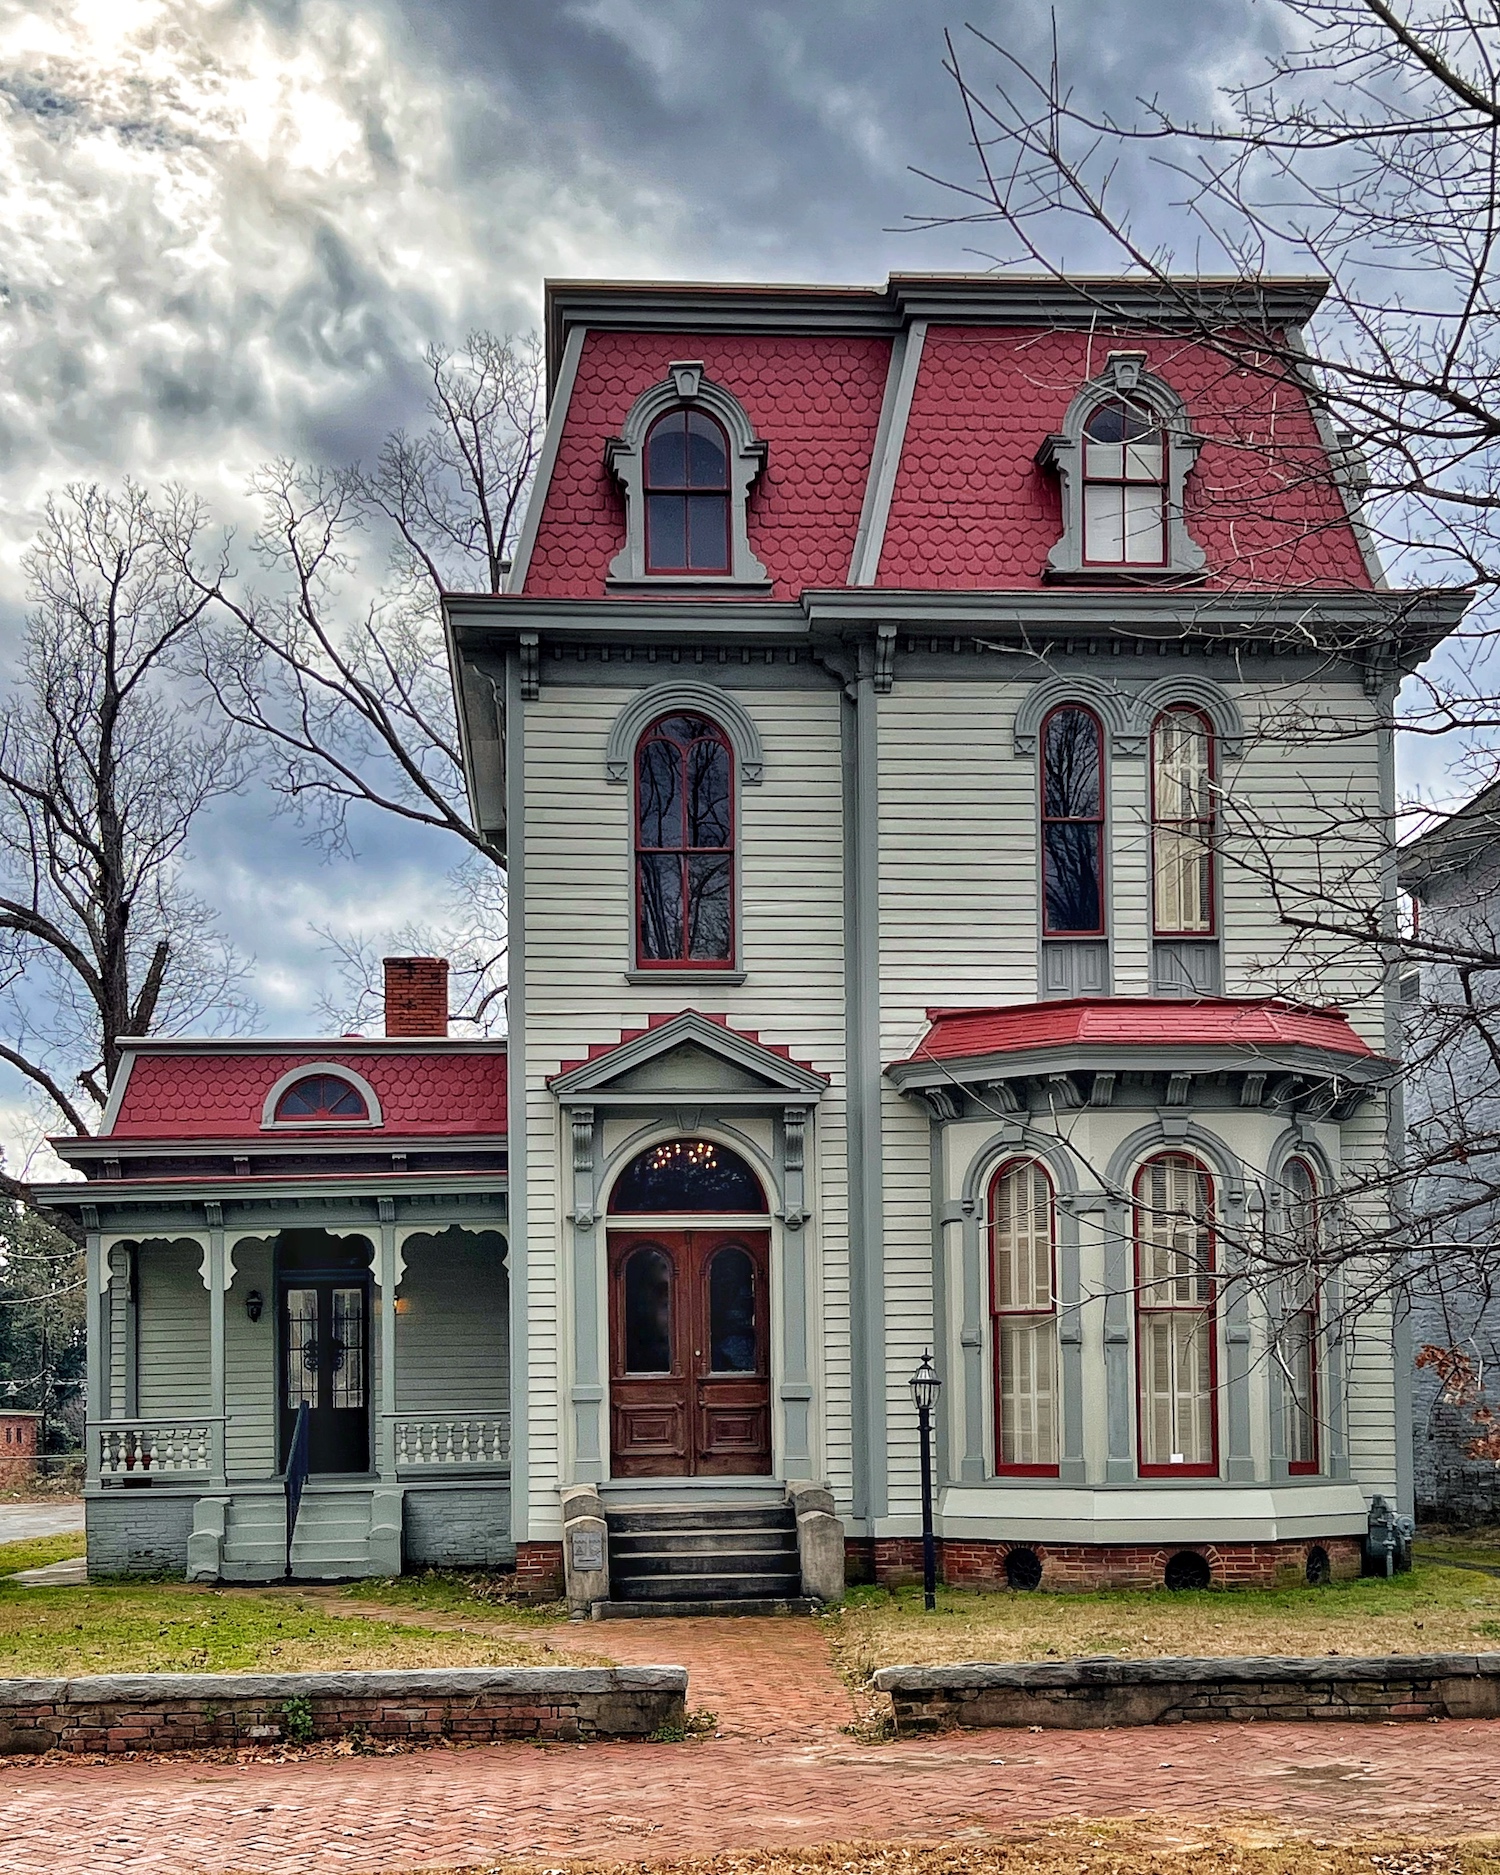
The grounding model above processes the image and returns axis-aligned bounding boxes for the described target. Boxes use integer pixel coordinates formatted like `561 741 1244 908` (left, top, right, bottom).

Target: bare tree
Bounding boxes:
0 483 253 1212
181 332 543 870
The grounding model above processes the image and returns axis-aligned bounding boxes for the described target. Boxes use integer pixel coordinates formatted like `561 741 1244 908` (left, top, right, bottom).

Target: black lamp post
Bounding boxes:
909 1351 942 1611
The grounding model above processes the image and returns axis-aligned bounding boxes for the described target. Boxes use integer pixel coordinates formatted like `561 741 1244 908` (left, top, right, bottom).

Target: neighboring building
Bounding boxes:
0 1412 41 1486
1399 783 1500 1523
44 272 1468 1596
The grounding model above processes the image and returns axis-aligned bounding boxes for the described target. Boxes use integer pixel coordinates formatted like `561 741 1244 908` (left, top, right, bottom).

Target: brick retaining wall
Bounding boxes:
0 1666 686 1755
856 1535 1363 1591
873 1652 1500 1733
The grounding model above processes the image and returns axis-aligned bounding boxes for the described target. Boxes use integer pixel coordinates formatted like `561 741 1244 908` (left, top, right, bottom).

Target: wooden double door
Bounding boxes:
608 1229 772 1477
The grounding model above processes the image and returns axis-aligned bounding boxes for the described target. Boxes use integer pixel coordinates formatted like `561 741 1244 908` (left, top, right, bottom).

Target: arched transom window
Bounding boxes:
644 408 731 574
989 1160 1059 1474
1083 398 1167 565
609 1137 766 1214
1152 706 1216 935
1041 705 1105 936
1134 1152 1218 1476
635 711 734 967
273 1075 369 1123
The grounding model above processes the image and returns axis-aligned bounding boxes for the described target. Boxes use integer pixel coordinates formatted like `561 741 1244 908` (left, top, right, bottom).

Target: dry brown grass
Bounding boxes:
433 1829 1500 1875
826 1565 1500 1682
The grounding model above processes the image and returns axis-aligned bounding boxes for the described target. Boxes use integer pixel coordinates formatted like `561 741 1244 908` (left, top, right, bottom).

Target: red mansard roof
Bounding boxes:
103 1043 507 1141
898 997 1378 1069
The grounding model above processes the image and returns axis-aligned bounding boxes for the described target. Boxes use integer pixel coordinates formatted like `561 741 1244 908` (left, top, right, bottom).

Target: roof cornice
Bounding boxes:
109 1035 507 1054
53 1134 508 1161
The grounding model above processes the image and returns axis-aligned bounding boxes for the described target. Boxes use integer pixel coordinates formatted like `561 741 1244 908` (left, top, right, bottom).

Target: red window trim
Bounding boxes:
1284 1156 1321 1477
643 407 732 577
1133 1152 1220 1479
989 1156 1061 1478
1150 704 1217 939
1040 703 1107 938
633 711 736 972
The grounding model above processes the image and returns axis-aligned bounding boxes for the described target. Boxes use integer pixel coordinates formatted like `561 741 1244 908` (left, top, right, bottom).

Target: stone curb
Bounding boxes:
872 1651 1500 1692
0 1666 686 1706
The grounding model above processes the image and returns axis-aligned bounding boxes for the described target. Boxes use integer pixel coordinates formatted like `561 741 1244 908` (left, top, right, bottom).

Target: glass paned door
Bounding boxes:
279 1279 371 1474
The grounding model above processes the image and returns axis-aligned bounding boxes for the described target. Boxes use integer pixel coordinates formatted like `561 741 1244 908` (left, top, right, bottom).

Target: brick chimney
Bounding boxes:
383 957 449 1036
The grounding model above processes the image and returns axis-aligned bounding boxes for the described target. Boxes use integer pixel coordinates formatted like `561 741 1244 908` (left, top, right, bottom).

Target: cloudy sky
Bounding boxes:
0 0 1441 1165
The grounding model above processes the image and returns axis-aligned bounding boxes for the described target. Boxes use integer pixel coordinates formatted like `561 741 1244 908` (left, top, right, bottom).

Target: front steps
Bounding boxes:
188 1485 403 1582
597 1501 815 1615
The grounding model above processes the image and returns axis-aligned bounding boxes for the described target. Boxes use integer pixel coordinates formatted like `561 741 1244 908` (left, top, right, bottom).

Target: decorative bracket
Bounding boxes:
518 631 540 702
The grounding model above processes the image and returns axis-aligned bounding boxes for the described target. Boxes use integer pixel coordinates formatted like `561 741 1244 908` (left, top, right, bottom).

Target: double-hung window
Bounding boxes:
990 1160 1059 1474
1040 705 1105 937
1082 397 1167 566
643 408 731 574
634 712 735 968
1135 1153 1218 1476
1152 707 1216 936
1282 1157 1321 1474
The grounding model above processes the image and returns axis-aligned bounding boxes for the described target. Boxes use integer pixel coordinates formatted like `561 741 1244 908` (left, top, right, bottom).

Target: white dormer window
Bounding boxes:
1038 352 1205 581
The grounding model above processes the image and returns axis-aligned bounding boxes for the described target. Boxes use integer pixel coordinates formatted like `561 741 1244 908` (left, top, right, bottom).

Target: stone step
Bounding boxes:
609 1528 797 1559
593 1596 818 1619
613 1546 798 1578
606 1505 794 1536
612 1570 802 1601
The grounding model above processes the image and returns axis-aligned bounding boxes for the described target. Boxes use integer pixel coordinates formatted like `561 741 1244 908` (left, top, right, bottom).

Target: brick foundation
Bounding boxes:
514 1540 565 1601
860 1535 1363 1592
0 1666 686 1755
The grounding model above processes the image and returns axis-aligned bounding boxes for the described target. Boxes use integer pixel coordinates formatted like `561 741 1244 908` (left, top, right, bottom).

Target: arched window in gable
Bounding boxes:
1134 1152 1218 1476
1151 706 1216 936
1040 705 1105 937
635 711 735 967
989 1159 1059 1475
643 409 730 574
274 1075 369 1123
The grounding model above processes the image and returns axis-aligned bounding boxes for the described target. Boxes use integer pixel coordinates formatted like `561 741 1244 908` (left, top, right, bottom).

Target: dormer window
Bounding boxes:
1037 352 1205 581
1083 399 1166 566
273 1075 369 1122
644 409 731 574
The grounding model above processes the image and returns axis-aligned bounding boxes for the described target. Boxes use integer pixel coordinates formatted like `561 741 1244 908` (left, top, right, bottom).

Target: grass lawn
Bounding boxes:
826 1563 1500 1681
0 1577 598 1677
0 1531 87 1576
341 1569 568 1622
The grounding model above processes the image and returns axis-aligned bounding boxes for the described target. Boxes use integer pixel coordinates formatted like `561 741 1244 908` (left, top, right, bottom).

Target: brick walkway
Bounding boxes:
2 1616 1500 1873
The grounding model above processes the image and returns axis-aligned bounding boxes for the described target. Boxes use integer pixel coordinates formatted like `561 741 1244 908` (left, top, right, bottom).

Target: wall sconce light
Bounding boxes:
245 1290 264 1324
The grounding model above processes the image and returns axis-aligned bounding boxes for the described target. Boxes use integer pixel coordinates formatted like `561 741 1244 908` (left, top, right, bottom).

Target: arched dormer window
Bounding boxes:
644 408 730 574
607 362 769 589
273 1074 369 1123
1037 351 1205 581
1040 705 1105 937
635 711 735 968
1152 706 1216 936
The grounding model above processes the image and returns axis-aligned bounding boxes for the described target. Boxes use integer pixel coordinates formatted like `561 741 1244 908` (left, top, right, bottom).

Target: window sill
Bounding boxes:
1042 565 1207 586
605 577 774 597
625 968 747 986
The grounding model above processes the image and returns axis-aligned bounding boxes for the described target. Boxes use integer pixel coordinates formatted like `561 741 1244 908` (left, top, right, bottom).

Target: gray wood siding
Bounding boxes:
396 1232 510 1418
135 1241 209 1416
226 1241 275 1479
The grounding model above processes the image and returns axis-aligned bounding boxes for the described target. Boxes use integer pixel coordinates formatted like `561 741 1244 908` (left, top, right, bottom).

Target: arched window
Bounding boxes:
1134 1153 1218 1476
1041 706 1105 936
1152 707 1215 936
623 1246 674 1373
273 1074 369 1122
608 1137 766 1214
635 711 734 967
989 1160 1059 1474
643 408 730 574
1083 398 1166 565
1282 1157 1320 1474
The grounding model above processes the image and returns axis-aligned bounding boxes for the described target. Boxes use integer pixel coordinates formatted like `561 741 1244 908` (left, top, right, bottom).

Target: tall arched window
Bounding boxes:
1083 398 1166 565
643 408 731 574
989 1160 1059 1474
1282 1157 1321 1474
1041 705 1105 936
1152 707 1215 935
1135 1152 1218 1476
635 712 734 967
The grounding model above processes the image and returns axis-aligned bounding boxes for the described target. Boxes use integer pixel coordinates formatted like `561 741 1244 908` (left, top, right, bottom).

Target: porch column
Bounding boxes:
378 1200 398 1479
203 1206 228 1488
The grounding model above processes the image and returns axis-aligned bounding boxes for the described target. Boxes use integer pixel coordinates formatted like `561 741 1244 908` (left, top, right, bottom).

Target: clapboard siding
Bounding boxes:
136 1242 209 1416
396 1231 510 1418
522 683 850 1518
226 1241 275 1478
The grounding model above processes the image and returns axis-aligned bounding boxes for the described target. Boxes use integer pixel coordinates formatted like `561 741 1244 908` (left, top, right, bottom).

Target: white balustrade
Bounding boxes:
95 1419 218 1477
392 1418 510 1467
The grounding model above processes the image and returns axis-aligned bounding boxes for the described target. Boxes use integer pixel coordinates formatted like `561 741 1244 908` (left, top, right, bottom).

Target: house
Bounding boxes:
1399 782 1500 1523
45 272 1468 1598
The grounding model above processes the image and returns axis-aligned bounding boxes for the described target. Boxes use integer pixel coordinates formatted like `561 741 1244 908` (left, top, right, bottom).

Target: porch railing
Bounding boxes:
390 1417 509 1468
92 1418 222 1480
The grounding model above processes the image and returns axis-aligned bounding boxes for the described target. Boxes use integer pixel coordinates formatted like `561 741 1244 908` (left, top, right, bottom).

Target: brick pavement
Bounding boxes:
1 1615 1499 1874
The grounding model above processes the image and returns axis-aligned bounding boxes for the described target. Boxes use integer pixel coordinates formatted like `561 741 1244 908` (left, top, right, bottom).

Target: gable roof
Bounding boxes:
548 1009 827 1101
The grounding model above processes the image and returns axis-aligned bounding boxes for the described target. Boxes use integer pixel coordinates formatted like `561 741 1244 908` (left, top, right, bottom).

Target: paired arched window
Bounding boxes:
1082 397 1167 566
1152 707 1216 936
1282 1157 1321 1474
1040 705 1105 936
1134 1152 1218 1476
635 711 734 967
989 1159 1059 1474
643 408 731 574
273 1074 369 1122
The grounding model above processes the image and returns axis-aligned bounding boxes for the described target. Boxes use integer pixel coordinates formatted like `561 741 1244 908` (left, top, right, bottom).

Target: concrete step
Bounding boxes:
610 1528 797 1559
607 1505 794 1536
612 1570 802 1601
613 1547 798 1578
593 1596 818 1619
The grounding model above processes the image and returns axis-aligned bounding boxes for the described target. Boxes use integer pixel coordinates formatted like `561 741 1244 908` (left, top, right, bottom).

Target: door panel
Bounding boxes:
609 1229 770 1478
279 1279 371 1474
